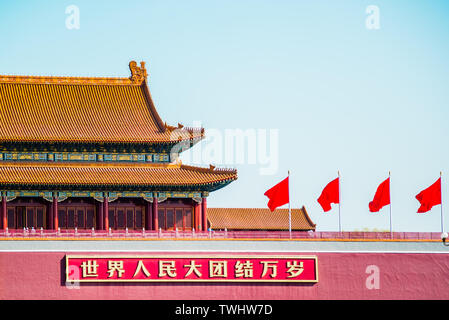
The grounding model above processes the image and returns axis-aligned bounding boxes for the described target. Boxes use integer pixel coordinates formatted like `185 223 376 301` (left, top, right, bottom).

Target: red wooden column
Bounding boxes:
1 195 7 230
152 197 158 230
145 201 152 230
202 197 207 231
53 196 59 230
194 201 201 230
104 197 109 231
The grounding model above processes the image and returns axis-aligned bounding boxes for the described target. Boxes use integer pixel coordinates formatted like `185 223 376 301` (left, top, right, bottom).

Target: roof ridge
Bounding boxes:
0 60 147 86
0 75 137 86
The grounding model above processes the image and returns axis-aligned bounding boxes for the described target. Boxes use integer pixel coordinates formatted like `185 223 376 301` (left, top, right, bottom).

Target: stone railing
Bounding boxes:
0 228 443 241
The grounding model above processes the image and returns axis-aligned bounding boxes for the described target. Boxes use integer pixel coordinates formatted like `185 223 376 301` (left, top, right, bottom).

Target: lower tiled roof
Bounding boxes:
0 162 237 189
208 207 316 231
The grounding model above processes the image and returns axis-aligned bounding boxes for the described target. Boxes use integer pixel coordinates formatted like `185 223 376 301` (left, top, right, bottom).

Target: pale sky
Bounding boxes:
0 0 448 232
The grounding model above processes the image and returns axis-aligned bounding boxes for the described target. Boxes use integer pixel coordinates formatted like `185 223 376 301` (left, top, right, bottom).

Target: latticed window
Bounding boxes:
58 206 95 229
108 206 144 230
6 206 46 229
157 208 193 230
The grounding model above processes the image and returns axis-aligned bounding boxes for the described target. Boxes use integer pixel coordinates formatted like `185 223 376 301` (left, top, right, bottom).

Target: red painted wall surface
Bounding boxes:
0 251 448 300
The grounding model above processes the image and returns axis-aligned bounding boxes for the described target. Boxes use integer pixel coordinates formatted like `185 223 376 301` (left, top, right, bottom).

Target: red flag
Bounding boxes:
369 177 390 212
317 178 339 212
416 177 441 213
264 177 289 212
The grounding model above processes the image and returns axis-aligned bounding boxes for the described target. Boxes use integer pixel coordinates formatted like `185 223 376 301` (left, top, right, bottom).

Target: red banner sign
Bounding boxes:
66 255 318 283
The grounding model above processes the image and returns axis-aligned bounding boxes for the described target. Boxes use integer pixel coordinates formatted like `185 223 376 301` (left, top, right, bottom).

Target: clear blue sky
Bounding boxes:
1 1 448 232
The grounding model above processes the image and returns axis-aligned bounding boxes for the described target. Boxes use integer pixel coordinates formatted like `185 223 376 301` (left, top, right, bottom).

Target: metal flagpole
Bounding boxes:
389 171 392 239
441 171 444 233
338 170 342 234
288 170 291 239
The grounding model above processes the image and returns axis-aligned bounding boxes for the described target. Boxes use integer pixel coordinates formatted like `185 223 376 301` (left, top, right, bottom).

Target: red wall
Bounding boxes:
0 251 448 300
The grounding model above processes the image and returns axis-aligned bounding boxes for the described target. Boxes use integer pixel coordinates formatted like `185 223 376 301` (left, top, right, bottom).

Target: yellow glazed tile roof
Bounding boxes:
0 61 202 144
0 162 237 187
208 207 316 231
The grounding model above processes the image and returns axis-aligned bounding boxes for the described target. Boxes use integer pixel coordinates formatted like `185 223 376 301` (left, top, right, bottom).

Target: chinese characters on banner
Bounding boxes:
66 255 318 283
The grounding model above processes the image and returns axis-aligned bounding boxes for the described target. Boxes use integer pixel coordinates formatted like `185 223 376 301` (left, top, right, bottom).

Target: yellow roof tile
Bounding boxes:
0 162 237 188
208 207 316 231
0 62 203 144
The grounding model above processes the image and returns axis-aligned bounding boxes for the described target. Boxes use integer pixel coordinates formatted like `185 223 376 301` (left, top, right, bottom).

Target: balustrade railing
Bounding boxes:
0 228 442 241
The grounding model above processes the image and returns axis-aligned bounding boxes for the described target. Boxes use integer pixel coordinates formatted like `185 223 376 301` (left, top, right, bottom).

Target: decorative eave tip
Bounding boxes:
129 60 148 84
164 122 206 140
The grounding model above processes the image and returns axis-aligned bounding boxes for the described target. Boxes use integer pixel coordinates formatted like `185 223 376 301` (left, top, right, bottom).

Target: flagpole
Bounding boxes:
338 170 341 234
389 171 392 239
441 171 444 233
288 170 292 239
